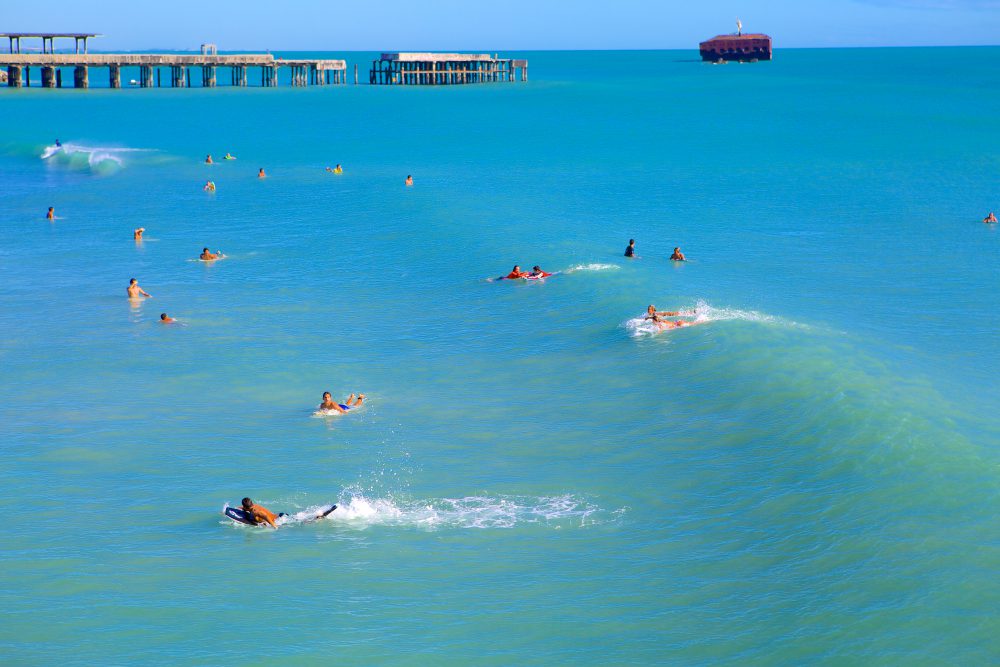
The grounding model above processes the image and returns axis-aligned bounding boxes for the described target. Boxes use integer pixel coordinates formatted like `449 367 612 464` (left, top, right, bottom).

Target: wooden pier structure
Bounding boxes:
1 33 347 89
370 53 527 85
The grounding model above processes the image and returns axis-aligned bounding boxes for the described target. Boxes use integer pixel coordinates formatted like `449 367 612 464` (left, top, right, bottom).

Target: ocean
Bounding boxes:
1 47 999 664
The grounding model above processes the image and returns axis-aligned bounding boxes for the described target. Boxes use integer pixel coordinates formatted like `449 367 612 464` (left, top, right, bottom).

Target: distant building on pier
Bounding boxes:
700 19 772 63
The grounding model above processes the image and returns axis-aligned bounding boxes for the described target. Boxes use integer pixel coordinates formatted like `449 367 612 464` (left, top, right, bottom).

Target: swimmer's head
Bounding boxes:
533 266 541 272
674 247 680 252
160 313 168 320
322 392 331 400
629 239 635 245
241 497 253 510
512 265 520 272
203 247 210 253
647 305 655 313
129 278 137 285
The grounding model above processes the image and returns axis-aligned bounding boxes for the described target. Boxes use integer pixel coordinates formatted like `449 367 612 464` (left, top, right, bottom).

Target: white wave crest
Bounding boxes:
566 263 620 273
41 142 152 173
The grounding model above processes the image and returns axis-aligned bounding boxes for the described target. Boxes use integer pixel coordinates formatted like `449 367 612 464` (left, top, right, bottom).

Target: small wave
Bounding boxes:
566 263 619 273
41 142 152 174
224 494 613 530
624 300 778 337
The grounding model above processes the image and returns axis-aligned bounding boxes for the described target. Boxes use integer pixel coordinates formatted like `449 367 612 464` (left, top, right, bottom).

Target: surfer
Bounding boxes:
318 391 365 414
204 180 216 192
645 305 693 319
205 154 213 164
199 247 222 261
258 168 266 179
984 212 997 224
625 239 636 258
528 265 552 278
504 265 528 280
134 227 145 241
160 313 175 323
241 497 279 529
670 247 686 261
405 175 413 186
46 207 55 221
127 278 151 299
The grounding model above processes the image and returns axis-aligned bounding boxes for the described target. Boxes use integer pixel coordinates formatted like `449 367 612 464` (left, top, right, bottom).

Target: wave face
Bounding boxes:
40 142 152 174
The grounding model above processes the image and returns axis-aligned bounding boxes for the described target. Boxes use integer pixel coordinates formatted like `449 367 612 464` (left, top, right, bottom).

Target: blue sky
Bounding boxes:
3 0 998 50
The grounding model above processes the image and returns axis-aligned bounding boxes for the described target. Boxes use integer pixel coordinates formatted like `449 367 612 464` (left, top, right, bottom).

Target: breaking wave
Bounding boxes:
41 142 153 174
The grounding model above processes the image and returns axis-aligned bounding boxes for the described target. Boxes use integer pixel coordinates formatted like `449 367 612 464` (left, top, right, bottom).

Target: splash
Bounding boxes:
565 263 620 273
41 142 152 174
223 493 614 530
624 300 778 337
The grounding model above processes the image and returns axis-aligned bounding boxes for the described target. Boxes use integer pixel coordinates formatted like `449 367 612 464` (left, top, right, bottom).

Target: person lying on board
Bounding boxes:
318 391 365 414
504 265 528 280
241 497 279 528
527 266 552 278
645 305 694 319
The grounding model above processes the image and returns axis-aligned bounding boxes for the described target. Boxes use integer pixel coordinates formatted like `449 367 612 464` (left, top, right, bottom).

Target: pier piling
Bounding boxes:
109 64 120 88
42 66 55 87
73 65 88 88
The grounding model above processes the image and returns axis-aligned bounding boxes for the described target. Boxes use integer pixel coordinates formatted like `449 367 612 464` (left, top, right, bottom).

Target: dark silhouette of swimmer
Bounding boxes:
625 239 636 257
46 207 54 220
984 212 997 224
160 313 175 323
670 247 686 261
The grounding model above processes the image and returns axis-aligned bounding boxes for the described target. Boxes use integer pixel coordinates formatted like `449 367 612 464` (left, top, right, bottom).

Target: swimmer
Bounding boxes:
55 139 61 147
528 265 552 278
159 313 175 324
624 239 636 258
205 154 213 164
46 207 54 221
224 152 235 160
258 168 266 178
127 278 151 299
204 180 216 192
657 319 698 330
334 164 343 175
199 247 222 261
504 265 528 280
134 227 145 241
405 175 413 187
645 305 694 319
670 247 686 261
241 497 279 529
984 212 997 224
318 391 365 414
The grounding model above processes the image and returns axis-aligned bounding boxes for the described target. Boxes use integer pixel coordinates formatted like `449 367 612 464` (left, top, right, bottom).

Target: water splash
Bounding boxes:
223 493 613 530
565 263 620 273
624 300 779 337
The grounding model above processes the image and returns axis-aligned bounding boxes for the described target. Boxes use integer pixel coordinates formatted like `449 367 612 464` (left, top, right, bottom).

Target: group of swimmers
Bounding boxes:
624 238 686 262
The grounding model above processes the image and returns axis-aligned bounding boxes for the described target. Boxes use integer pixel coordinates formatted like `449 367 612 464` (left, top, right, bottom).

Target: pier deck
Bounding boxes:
371 52 526 85
0 53 349 88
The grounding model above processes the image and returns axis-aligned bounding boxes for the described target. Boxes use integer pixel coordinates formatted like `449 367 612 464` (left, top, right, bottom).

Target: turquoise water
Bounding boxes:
2 47 1000 664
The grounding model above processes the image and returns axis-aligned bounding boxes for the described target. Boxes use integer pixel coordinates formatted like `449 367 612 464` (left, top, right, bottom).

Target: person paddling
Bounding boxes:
241 497 279 529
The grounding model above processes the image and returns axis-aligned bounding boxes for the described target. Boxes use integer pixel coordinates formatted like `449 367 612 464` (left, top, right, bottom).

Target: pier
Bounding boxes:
1 53 348 88
370 53 527 85
1 34 347 89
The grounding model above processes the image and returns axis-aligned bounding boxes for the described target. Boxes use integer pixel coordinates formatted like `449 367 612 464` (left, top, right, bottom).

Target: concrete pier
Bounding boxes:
370 53 527 85
0 53 347 89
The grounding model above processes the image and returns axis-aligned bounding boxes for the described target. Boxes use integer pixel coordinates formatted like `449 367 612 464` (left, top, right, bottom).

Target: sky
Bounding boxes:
2 0 998 51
